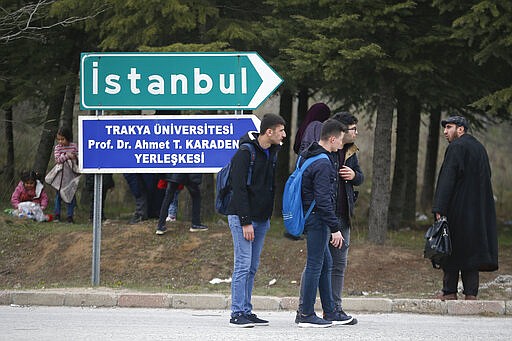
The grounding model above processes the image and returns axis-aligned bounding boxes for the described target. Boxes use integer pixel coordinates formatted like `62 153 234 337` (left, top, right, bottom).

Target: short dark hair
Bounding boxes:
57 126 73 141
320 119 347 141
259 114 286 135
332 111 358 126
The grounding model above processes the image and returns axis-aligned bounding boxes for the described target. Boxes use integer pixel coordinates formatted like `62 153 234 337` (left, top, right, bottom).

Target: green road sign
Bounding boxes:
80 52 283 110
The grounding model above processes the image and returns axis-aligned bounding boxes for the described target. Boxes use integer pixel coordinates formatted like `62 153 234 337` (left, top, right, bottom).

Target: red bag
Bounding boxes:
157 179 167 189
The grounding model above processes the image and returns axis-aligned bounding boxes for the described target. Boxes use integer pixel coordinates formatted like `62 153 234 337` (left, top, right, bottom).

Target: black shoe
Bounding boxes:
246 313 269 326
338 308 357 325
295 310 300 324
297 313 332 328
229 313 255 328
129 214 143 224
324 309 355 325
189 224 208 232
284 232 303 240
67 216 74 224
54 214 61 222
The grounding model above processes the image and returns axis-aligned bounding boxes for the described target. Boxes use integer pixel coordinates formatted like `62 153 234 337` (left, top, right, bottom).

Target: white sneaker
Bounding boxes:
166 215 176 222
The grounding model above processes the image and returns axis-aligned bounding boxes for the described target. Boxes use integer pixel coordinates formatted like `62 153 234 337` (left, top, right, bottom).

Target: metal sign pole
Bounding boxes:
92 109 103 286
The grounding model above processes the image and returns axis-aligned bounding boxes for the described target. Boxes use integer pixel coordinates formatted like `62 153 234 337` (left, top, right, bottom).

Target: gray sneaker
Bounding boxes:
189 224 208 232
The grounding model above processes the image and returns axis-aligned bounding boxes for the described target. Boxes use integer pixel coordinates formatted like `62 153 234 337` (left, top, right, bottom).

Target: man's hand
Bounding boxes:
330 231 343 249
339 165 355 181
242 224 254 241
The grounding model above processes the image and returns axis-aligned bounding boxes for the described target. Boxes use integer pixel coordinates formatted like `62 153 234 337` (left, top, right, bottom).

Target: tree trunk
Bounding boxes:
368 82 395 244
61 82 77 139
4 105 15 187
388 94 409 230
403 96 421 224
296 87 309 128
420 108 441 212
273 87 293 217
33 88 66 175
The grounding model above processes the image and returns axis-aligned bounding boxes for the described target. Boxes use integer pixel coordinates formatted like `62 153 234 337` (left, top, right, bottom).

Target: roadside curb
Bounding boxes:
1 289 511 316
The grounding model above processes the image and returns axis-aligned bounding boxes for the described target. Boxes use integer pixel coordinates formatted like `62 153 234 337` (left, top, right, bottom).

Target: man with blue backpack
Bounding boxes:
295 119 349 328
225 113 286 328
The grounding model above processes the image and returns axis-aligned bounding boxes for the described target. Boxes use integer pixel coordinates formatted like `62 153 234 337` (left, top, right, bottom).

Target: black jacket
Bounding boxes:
227 132 280 225
165 173 202 185
300 142 339 233
433 134 498 272
337 143 364 225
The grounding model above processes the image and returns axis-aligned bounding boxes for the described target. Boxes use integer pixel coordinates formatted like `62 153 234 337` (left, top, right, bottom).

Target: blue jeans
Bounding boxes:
329 222 350 310
300 212 336 316
54 192 76 218
167 190 180 218
228 215 270 316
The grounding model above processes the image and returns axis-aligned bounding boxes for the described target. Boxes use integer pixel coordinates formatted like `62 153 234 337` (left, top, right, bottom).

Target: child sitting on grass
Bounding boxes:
9 170 52 222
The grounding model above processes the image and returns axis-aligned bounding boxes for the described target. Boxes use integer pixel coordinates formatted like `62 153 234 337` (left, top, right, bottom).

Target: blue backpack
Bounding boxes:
282 153 329 236
215 143 256 215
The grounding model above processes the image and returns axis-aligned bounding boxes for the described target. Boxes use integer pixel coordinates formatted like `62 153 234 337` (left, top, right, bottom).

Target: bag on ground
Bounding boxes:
282 153 329 236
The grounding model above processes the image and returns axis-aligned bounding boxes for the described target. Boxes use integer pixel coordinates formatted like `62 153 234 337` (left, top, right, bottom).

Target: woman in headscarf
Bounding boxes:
293 103 331 154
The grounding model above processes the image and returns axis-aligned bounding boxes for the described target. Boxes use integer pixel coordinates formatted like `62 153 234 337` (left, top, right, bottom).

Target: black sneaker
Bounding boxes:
295 310 300 324
189 224 208 232
297 313 332 328
54 214 61 222
229 313 255 328
246 313 269 326
129 214 143 224
324 309 355 325
155 226 167 235
67 216 74 224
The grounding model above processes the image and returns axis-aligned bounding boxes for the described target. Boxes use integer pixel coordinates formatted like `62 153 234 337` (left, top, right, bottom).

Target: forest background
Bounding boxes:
1 0 511 243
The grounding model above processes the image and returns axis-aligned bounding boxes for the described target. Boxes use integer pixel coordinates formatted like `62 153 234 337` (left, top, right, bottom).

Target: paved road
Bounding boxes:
1 306 511 340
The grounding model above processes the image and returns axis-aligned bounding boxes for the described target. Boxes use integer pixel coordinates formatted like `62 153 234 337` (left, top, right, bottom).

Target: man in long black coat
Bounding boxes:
432 115 498 300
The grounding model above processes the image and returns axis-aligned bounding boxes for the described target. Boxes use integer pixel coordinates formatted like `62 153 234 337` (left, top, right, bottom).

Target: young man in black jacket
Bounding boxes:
296 119 349 328
330 112 364 324
227 113 286 328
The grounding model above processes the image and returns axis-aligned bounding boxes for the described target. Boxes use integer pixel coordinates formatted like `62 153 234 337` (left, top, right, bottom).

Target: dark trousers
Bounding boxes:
442 269 479 296
158 181 201 228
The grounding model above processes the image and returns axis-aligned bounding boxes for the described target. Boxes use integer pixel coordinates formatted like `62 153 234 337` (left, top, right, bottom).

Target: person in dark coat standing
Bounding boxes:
432 115 498 301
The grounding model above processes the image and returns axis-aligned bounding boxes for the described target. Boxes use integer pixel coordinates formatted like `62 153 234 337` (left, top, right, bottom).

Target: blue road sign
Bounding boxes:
78 115 261 173
80 52 283 110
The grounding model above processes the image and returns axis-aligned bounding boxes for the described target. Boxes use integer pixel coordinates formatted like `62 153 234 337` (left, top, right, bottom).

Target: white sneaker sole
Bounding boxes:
298 322 332 328
331 316 354 325
229 323 255 328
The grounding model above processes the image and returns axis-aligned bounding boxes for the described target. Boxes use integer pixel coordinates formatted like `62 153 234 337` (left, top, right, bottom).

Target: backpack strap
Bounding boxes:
240 143 256 186
298 153 330 220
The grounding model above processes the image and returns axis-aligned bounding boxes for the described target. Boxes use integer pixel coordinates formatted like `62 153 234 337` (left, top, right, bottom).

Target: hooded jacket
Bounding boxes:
300 142 339 233
226 132 280 226
11 180 49 210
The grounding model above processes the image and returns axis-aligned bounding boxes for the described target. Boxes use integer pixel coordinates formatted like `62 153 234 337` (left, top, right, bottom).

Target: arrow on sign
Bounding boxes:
80 52 283 110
